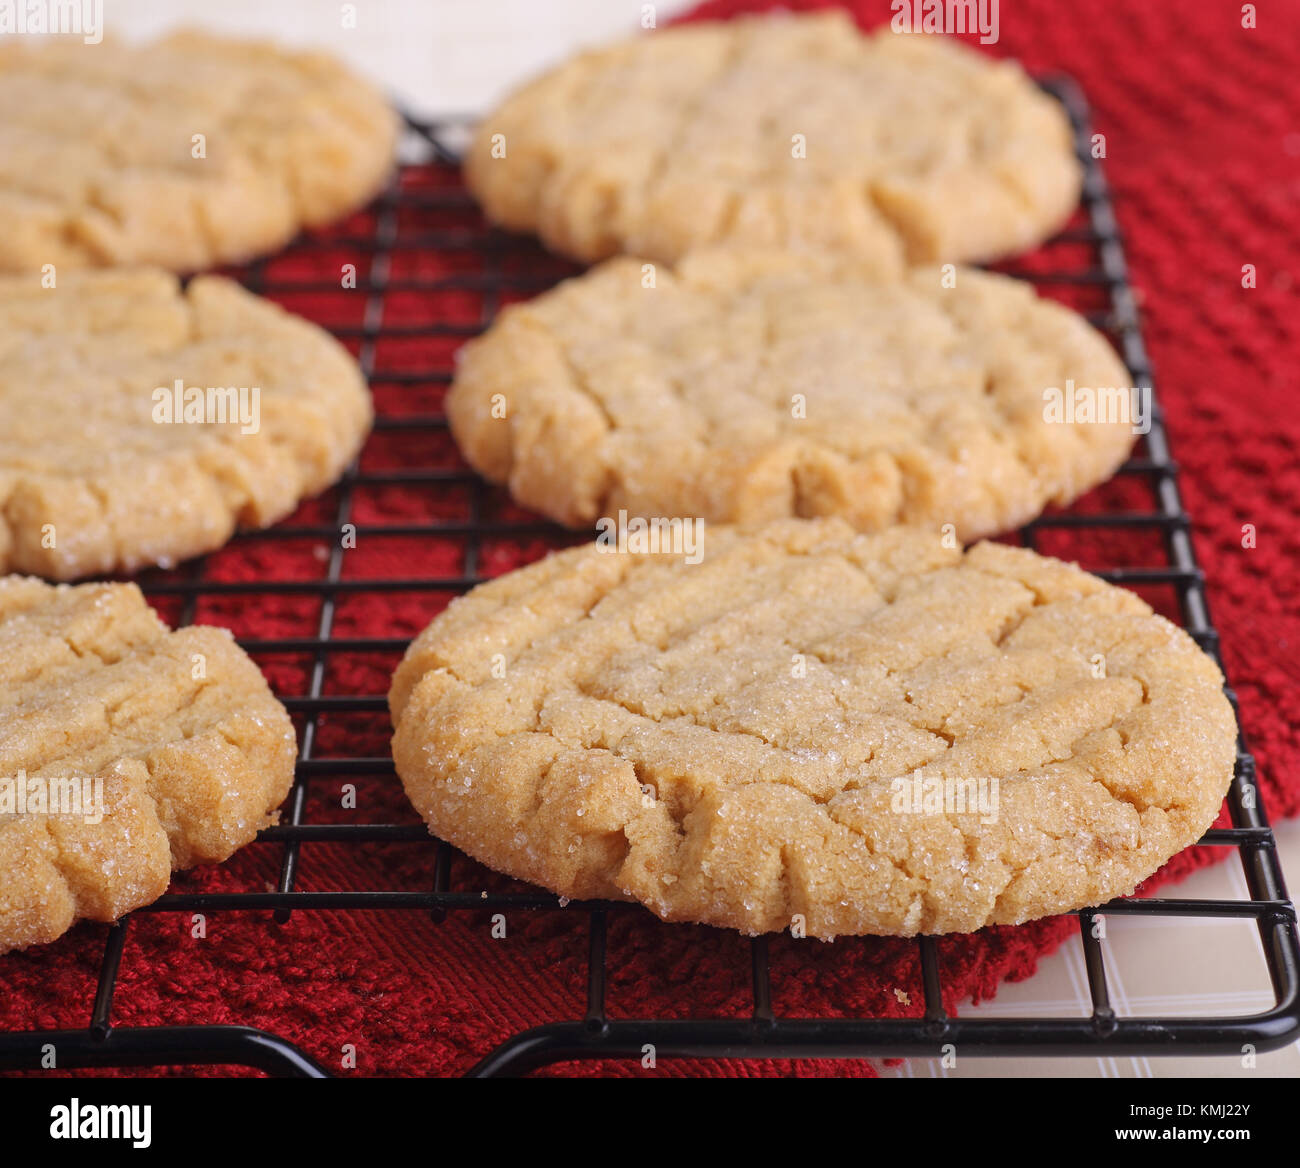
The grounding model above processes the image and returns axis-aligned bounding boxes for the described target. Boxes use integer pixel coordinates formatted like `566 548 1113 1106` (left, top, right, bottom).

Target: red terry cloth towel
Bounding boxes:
1 0 1296 1077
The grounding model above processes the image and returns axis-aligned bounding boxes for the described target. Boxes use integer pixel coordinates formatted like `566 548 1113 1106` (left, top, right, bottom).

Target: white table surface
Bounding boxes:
63 0 1300 1079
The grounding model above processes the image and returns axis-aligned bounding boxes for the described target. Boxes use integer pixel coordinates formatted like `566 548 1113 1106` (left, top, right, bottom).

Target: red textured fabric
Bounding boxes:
3 0 1297 1077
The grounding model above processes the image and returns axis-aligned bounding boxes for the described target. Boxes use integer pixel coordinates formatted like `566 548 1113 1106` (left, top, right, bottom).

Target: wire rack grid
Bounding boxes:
0 77 1297 1078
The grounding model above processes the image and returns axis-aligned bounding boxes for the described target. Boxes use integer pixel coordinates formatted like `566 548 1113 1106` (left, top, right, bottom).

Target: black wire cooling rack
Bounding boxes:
1 78 1297 1078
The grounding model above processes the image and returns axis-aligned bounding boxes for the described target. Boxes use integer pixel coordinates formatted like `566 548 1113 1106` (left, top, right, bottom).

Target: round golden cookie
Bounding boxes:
465 12 1080 267
390 519 1236 939
0 268 372 580
0 31 397 272
447 250 1136 541
0 576 296 953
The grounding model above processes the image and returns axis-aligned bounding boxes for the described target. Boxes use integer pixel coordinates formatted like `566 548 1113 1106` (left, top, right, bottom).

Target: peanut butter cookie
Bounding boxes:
0 576 296 953
0 30 397 272
0 269 372 579
390 520 1235 938
465 12 1079 266
447 250 1136 541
